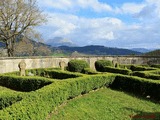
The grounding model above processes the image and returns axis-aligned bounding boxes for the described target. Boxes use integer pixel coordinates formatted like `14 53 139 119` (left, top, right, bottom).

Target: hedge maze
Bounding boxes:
0 60 160 119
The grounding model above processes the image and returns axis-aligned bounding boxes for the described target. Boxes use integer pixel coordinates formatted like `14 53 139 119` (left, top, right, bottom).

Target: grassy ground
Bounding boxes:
49 88 160 120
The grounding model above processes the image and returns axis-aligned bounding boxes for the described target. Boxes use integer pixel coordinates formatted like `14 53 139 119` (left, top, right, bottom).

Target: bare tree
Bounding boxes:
0 0 46 57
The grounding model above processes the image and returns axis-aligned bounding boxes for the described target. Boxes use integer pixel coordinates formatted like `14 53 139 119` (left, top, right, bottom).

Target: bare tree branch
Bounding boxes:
0 0 46 57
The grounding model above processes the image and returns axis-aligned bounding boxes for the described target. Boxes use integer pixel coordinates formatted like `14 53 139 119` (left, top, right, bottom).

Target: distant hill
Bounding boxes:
145 49 160 56
46 37 76 47
58 45 142 55
130 48 151 53
0 37 52 56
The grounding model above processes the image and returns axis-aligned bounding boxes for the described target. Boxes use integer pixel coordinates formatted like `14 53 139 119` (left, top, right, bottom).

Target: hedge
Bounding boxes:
95 60 113 72
110 75 160 100
45 69 83 79
81 68 98 75
150 64 160 68
103 66 132 75
68 60 89 72
118 64 132 69
130 65 157 71
0 87 23 110
0 94 22 110
148 70 160 75
0 75 52 92
4 68 58 76
0 74 116 119
132 71 160 80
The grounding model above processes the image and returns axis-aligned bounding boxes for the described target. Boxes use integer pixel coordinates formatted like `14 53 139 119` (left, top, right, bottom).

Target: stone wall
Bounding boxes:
0 56 160 73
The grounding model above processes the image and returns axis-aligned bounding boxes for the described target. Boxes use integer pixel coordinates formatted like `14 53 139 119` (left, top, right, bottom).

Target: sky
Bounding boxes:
37 0 160 49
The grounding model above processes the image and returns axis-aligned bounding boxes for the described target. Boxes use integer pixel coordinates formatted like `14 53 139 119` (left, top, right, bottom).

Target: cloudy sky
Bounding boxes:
37 0 160 49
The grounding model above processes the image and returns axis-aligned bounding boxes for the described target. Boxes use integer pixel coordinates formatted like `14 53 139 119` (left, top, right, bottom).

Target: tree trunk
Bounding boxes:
6 39 15 57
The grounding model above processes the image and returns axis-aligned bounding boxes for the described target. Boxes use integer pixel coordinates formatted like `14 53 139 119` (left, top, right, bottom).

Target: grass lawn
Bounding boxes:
48 88 160 120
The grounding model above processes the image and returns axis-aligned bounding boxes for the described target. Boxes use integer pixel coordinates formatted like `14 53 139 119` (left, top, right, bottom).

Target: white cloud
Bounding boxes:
38 0 113 13
41 13 122 42
120 3 145 14
77 0 112 12
38 0 75 11
36 0 160 49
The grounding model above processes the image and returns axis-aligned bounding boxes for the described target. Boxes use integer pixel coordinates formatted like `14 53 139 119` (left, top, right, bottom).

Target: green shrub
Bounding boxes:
25 68 57 76
148 70 160 75
95 60 113 72
68 60 89 72
119 64 133 69
110 75 160 101
0 75 52 92
0 74 116 119
132 71 160 80
4 68 57 77
0 94 22 110
150 64 160 68
45 70 83 79
130 65 157 71
103 66 132 75
81 68 97 75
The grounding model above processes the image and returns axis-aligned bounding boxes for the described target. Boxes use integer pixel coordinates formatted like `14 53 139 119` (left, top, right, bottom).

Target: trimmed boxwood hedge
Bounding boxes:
119 64 132 69
132 71 160 80
1 68 160 119
68 60 90 72
0 94 22 110
4 68 58 76
130 65 157 71
110 75 160 100
45 69 83 79
150 64 160 68
95 60 113 72
81 68 98 75
0 74 116 119
0 75 52 92
103 66 132 75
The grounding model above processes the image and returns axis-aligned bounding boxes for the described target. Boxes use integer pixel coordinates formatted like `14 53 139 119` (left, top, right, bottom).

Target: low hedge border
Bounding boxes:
119 64 133 69
0 94 22 110
132 71 160 80
45 69 84 79
81 68 98 75
0 74 116 119
146 70 160 75
110 75 160 100
1 70 160 119
150 64 160 68
130 65 157 71
4 68 60 76
0 75 53 92
103 66 132 75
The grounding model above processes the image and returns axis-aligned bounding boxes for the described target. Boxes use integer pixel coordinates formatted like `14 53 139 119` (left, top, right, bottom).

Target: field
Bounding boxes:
0 63 160 120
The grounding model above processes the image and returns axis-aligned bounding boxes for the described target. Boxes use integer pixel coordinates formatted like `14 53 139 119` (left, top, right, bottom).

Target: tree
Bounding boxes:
0 0 46 57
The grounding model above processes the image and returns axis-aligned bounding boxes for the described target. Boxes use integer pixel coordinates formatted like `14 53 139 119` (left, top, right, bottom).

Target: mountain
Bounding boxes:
130 48 151 53
0 37 52 56
145 49 160 56
58 45 142 55
46 37 76 47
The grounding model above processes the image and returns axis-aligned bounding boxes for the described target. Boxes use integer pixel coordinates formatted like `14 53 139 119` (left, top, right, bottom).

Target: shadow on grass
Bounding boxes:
125 108 160 120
